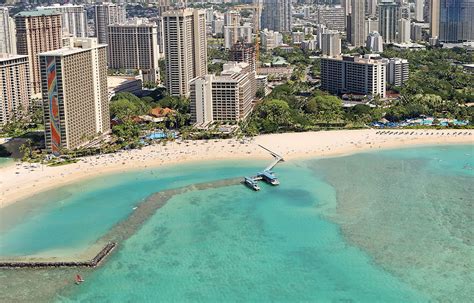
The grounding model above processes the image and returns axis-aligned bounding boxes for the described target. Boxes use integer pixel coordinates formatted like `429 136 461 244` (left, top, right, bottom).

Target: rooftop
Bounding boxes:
323 54 385 64
442 42 474 51
39 48 88 57
16 10 60 17
214 73 245 83
109 17 157 27
162 8 203 17
149 107 175 118
222 61 249 74
94 2 120 7
38 4 85 9
107 76 141 89
392 42 426 49
40 38 105 56
0 54 28 62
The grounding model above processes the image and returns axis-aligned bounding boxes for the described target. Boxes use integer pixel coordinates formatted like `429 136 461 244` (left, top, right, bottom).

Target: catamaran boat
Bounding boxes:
75 274 84 285
244 177 260 191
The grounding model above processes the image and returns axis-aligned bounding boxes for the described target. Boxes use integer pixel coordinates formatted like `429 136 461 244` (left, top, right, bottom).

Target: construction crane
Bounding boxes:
232 4 263 62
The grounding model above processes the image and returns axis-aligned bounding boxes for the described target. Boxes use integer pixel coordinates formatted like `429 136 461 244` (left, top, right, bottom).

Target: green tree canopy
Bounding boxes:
306 95 343 125
251 99 292 133
110 99 139 121
112 121 141 143
157 96 190 113
110 93 151 120
345 104 382 124
111 92 141 103
382 47 474 103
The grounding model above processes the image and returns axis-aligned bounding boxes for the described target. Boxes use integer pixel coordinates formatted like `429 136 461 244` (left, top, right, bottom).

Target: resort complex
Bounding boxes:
0 1 473 302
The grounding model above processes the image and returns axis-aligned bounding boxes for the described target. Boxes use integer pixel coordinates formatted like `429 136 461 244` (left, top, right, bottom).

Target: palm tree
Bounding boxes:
166 113 177 129
19 139 33 162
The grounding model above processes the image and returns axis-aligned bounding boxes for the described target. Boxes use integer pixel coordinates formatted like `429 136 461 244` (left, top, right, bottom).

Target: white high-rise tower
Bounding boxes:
0 7 16 54
94 3 126 44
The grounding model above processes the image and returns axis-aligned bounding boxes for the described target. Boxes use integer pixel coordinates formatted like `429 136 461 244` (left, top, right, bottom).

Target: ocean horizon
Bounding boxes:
0 145 472 302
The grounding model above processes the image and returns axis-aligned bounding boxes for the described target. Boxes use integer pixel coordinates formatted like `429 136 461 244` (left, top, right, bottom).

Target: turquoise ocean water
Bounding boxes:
0 145 472 302
0 157 13 168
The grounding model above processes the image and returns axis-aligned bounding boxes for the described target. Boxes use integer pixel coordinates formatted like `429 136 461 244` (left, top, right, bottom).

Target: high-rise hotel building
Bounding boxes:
430 0 440 38
383 57 410 87
162 9 207 97
379 1 399 44
15 10 63 95
439 0 474 42
39 4 88 38
224 23 253 49
107 18 160 83
321 54 386 98
94 3 126 44
0 7 17 54
190 62 254 125
39 38 109 154
321 31 342 57
0 54 30 125
350 0 365 47
261 0 292 33
314 5 346 32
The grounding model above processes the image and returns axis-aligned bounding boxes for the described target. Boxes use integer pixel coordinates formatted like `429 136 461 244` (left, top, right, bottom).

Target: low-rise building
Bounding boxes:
107 75 143 100
392 42 426 51
463 64 474 73
256 67 294 80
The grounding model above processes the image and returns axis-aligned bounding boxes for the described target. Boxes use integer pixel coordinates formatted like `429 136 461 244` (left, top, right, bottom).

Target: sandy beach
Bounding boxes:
0 129 472 208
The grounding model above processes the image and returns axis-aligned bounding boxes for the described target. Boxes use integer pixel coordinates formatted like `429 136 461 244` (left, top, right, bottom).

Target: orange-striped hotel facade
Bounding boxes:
39 38 110 154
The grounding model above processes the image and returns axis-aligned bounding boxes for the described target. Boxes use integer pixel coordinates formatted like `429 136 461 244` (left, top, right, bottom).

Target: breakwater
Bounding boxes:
0 177 242 303
0 242 116 269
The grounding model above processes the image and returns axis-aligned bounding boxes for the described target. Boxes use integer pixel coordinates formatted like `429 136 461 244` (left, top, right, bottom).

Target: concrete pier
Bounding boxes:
244 145 284 188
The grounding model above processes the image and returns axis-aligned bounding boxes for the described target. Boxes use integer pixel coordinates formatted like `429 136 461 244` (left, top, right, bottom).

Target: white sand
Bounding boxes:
0 129 472 208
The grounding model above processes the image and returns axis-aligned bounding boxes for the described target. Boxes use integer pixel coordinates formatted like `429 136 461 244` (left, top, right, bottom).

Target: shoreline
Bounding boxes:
0 129 472 208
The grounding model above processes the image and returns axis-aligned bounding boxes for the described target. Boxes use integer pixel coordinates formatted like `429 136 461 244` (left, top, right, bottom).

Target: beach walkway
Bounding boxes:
258 144 285 171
